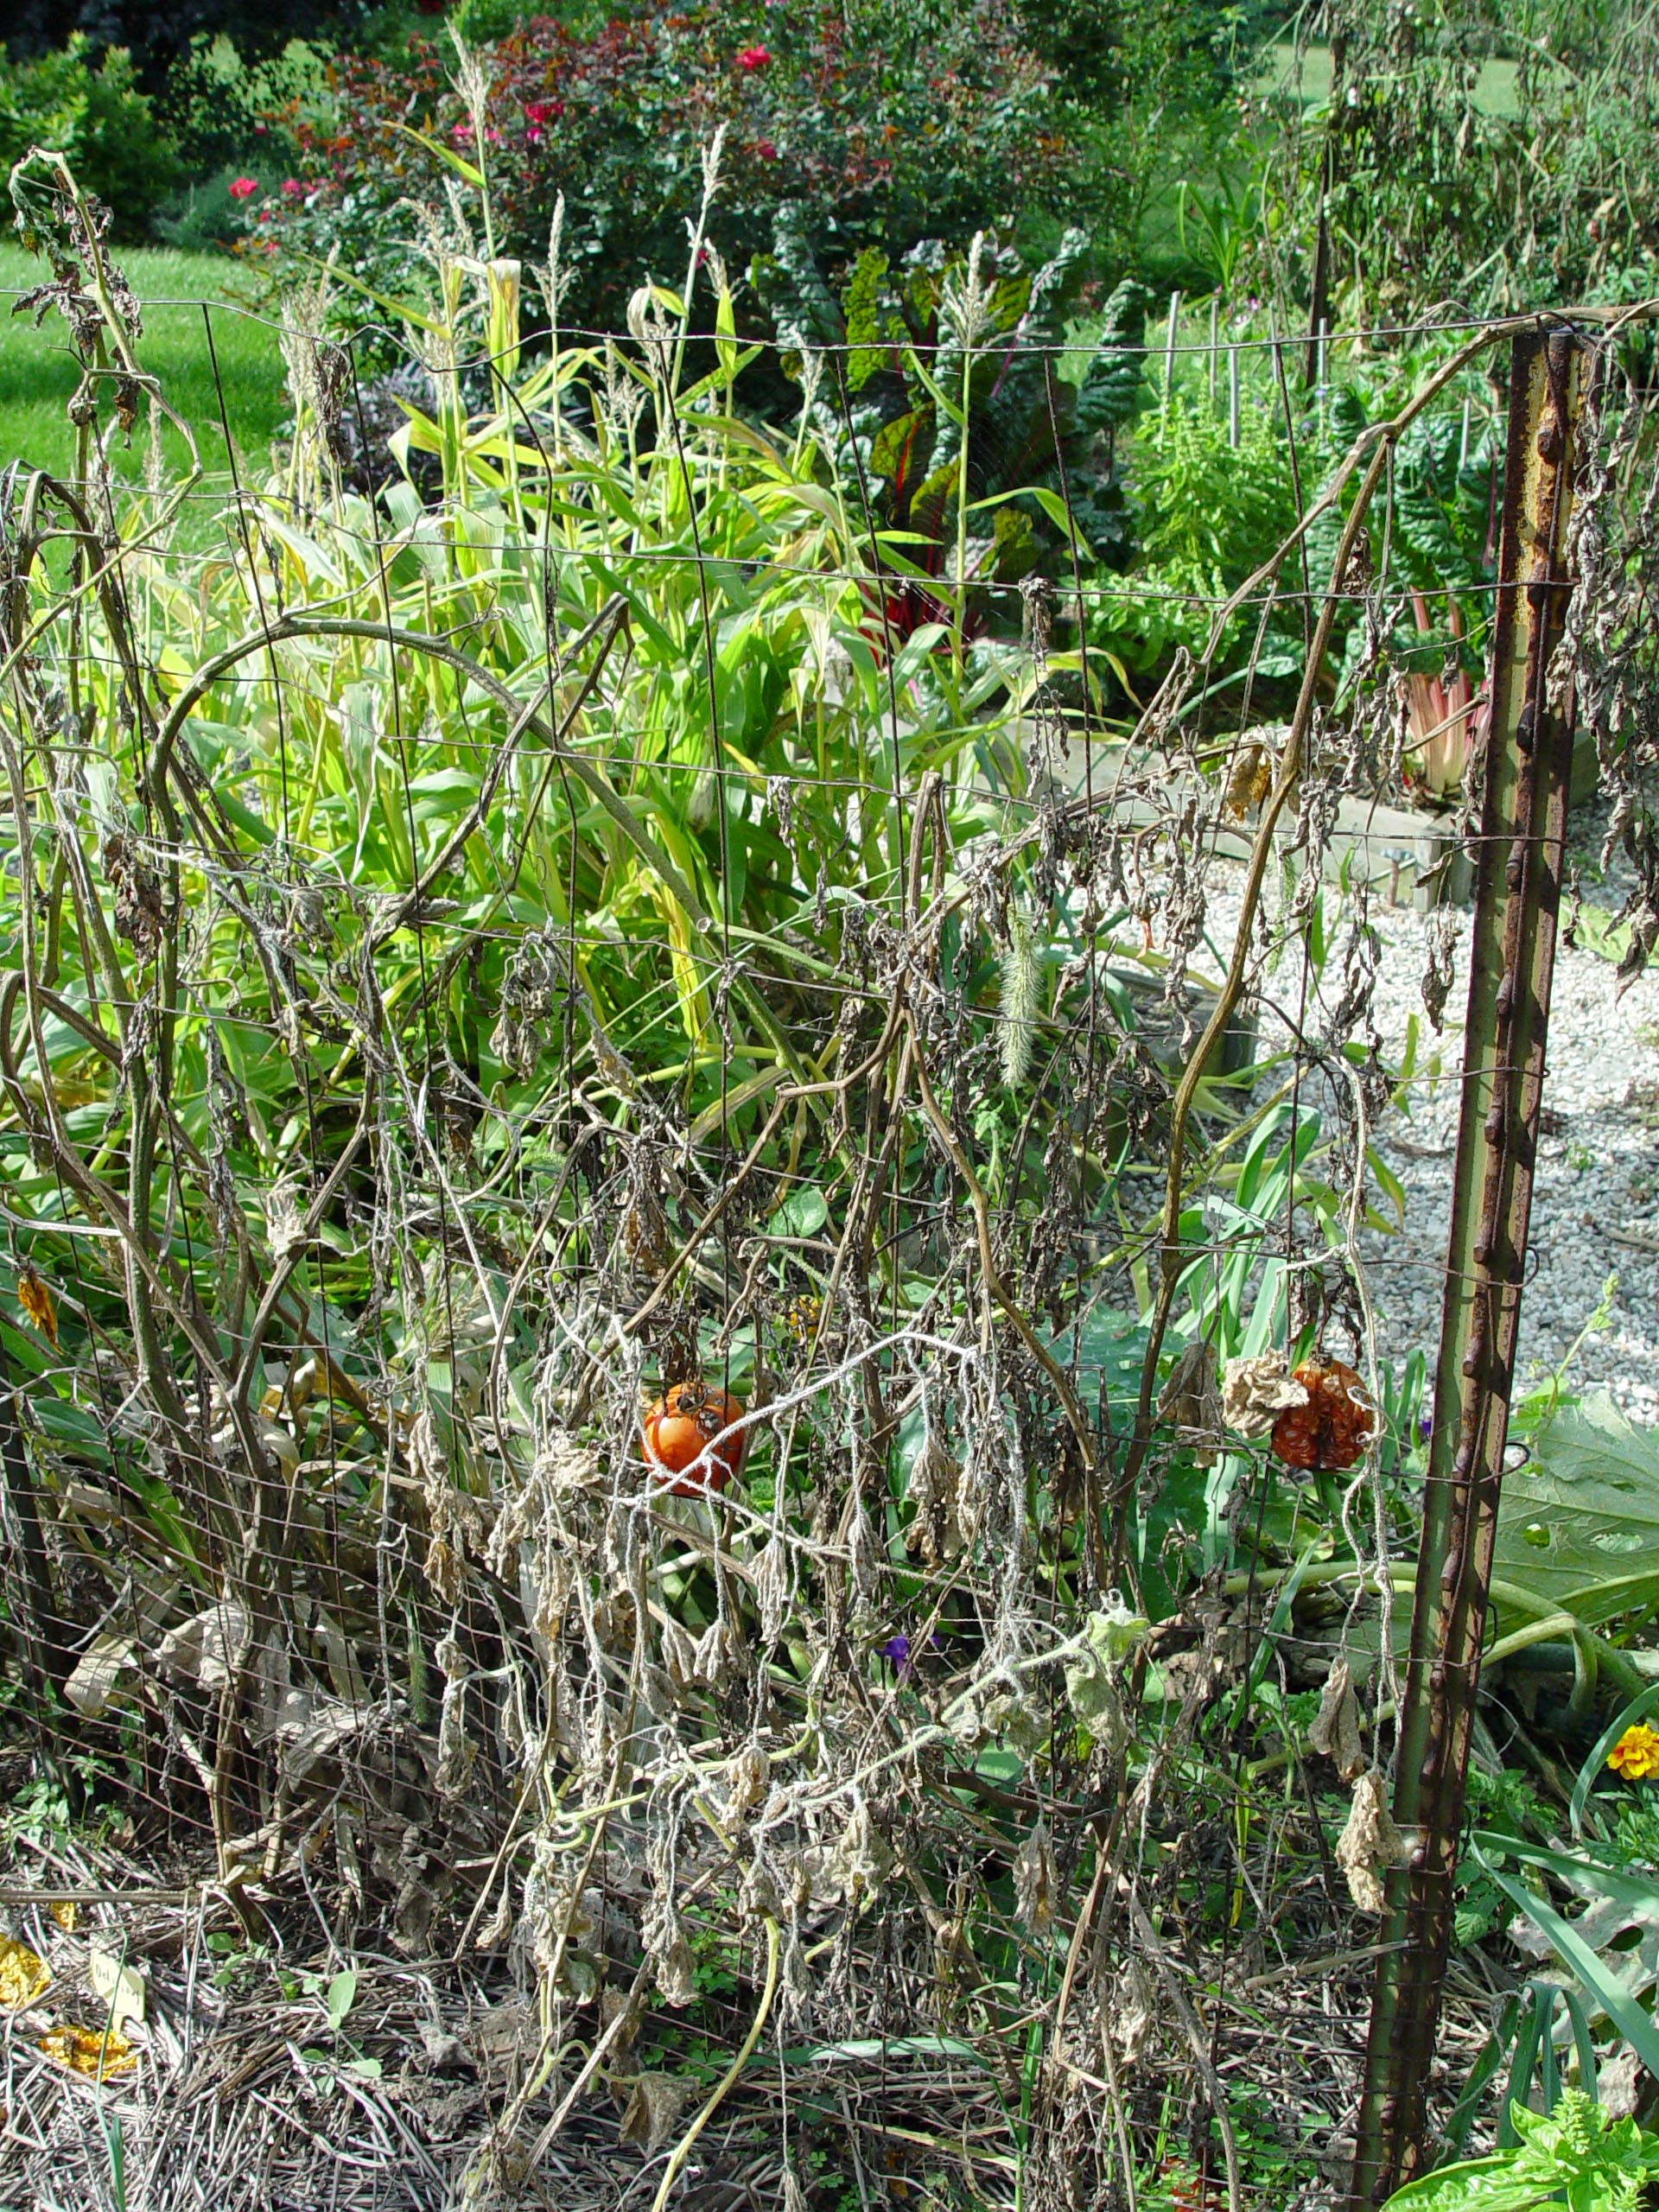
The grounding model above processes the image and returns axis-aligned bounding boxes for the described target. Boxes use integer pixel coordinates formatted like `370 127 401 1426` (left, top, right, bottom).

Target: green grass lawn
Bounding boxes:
0 245 289 505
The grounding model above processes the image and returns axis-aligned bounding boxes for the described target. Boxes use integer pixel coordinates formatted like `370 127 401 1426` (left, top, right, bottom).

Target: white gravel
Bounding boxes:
1201 811 1659 1419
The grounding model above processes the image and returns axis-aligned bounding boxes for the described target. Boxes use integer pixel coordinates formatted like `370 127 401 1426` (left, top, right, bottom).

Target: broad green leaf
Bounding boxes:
769 1186 828 1237
1492 1390 1659 1630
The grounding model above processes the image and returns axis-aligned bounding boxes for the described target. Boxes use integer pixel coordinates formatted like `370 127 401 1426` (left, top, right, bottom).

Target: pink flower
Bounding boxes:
280 177 304 198
253 122 267 135
754 137 778 160
524 99 564 124
227 175 259 200
735 43 771 70
450 121 474 143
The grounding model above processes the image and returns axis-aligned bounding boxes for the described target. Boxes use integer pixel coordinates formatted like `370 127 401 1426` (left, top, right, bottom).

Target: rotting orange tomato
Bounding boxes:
640 1380 747 1497
1270 1357 1377 1472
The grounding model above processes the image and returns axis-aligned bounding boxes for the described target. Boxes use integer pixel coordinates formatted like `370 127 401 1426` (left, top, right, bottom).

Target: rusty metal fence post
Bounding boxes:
1351 322 1590 2203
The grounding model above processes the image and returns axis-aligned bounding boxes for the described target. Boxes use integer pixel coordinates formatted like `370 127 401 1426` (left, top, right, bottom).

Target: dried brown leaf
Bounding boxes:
1336 1770 1410 1914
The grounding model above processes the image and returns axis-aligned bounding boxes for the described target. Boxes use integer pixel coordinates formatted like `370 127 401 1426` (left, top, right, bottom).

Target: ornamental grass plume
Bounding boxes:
1608 1723 1659 1780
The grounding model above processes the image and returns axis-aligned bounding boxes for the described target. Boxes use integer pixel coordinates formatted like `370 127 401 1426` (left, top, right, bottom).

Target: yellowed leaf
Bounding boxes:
89 1946 145 2030
37 2023 138 2078
49 1902 77 1933
0 1935 49 2010
16 1264 57 1348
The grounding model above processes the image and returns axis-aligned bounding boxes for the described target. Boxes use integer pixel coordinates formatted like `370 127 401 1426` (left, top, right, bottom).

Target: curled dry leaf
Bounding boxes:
157 1598 249 1694
823 1801 893 1905
265 1175 306 1261
63 1633 137 1719
1224 738 1275 819
724 1742 770 1823
1111 1955 1157 2067
16 1264 58 1347
753 1533 792 1643
617 2070 689 2153
1336 1769 1411 1914
0 1934 49 2010
1221 1352 1308 1440
642 1896 697 2009
904 1432 967 1563
1157 1338 1226 1468
1014 1819 1059 1933
1308 1659 1367 1783
1064 1599 1151 1735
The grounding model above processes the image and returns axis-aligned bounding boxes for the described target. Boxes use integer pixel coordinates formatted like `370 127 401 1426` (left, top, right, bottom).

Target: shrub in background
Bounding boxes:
270 3 1074 338
0 35 181 238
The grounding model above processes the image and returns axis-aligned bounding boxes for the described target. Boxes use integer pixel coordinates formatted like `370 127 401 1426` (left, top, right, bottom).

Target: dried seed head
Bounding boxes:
1000 906 1039 1090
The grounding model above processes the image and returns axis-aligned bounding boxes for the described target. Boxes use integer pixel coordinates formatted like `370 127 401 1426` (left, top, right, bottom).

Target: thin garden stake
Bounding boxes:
1162 290 1180 427
1351 322 1591 2203
1210 295 1220 410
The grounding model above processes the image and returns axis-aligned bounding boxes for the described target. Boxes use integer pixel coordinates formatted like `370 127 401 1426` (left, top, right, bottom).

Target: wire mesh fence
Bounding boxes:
4 154 1659 2210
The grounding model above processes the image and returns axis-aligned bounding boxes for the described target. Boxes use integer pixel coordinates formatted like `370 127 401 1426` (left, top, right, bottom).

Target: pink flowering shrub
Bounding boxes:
267 3 1070 340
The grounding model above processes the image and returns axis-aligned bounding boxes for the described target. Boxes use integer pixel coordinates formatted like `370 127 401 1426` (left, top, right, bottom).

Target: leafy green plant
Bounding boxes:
1382 2090 1659 2211
1085 374 1298 682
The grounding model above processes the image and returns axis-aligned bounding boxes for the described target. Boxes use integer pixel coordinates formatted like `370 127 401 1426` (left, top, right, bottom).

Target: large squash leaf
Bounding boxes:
1493 1390 1659 1629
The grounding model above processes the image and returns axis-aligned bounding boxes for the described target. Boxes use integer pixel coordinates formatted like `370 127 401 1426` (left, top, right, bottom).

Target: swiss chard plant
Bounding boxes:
753 213 1145 639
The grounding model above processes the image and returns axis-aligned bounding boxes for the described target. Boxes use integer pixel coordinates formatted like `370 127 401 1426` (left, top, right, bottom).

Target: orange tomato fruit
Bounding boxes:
640 1380 747 1497
1270 1357 1377 1472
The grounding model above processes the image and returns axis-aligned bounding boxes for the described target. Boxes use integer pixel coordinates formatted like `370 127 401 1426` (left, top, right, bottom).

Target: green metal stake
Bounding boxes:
1351 322 1590 2204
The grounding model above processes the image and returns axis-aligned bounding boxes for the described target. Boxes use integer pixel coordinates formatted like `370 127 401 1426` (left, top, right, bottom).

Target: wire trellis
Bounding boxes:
3 155 1659 2212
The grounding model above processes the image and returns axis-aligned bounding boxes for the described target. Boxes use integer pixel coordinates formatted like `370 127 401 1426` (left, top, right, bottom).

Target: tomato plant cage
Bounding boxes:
1351 324 1592 2202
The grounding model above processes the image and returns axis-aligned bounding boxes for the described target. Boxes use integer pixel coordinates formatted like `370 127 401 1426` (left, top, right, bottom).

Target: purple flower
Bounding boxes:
1416 1409 1433 1445
880 1633 911 1675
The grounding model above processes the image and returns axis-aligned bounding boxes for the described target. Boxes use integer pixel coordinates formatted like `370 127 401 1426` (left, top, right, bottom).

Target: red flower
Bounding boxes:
735 44 771 70
754 137 778 160
280 177 304 198
227 175 259 200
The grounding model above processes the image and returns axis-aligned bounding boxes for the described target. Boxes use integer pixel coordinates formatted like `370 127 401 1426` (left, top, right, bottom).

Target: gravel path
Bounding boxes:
1206 809 1659 1419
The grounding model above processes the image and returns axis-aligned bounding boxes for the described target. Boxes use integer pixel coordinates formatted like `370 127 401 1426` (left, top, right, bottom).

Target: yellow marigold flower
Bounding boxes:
1608 1724 1659 1781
